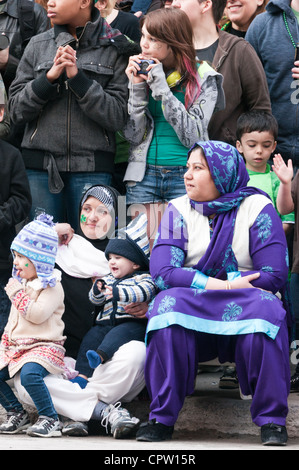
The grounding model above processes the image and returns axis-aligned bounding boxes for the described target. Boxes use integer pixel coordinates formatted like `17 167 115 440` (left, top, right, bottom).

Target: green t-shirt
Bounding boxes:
292 7 299 24
147 86 188 167
247 163 295 224
114 131 129 165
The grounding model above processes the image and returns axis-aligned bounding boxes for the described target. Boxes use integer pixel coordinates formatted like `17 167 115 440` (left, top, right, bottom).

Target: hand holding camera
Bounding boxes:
125 55 157 83
136 59 155 75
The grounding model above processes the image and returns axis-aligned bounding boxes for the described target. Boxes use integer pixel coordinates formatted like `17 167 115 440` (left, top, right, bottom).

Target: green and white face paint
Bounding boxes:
80 196 113 240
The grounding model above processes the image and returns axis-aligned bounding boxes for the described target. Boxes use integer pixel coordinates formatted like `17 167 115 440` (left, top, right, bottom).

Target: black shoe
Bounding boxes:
261 423 288 446
219 366 239 389
136 419 174 442
290 372 299 392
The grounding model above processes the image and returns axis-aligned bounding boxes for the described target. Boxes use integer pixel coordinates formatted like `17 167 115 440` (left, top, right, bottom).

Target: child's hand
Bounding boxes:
272 154 293 184
96 280 105 291
5 277 22 289
47 46 67 82
4 278 22 298
47 46 77 82
61 45 78 79
104 285 113 299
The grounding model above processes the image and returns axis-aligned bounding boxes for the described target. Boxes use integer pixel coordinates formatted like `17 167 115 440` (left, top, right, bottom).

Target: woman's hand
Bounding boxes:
205 272 260 290
230 272 260 289
126 55 147 83
124 301 148 318
55 223 74 245
292 60 299 79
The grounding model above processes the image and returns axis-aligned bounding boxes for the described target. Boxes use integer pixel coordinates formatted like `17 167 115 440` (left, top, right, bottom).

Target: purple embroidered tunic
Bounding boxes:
146 141 291 342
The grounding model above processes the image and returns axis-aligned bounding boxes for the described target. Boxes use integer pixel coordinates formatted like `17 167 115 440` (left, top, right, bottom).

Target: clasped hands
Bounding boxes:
47 45 78 83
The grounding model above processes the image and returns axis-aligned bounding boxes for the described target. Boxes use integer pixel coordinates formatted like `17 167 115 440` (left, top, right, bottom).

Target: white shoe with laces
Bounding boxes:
101 402 140 439
0 410 30 434
26 416 62 437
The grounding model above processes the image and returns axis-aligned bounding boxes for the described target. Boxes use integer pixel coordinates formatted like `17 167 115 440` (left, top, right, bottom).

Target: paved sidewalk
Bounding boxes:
1 367 299 450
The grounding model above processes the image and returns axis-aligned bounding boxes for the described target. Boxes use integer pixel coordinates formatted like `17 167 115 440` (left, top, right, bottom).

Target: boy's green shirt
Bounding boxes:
247 163 295 224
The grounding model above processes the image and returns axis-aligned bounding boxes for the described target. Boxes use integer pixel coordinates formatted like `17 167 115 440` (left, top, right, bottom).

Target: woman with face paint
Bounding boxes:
55 185 122 358
123 8 225 249
13 184 148 439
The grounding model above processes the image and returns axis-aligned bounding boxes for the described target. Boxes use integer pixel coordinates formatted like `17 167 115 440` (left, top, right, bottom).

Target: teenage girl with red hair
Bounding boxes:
123 8 225 247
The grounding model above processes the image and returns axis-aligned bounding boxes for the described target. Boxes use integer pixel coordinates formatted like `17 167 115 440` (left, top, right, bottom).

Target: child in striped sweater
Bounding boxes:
71 214 157 388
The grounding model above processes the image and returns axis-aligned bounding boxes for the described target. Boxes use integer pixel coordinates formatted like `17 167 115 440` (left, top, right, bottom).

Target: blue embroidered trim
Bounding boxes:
191 271 208 289
227 271 242 281
145 311 279 345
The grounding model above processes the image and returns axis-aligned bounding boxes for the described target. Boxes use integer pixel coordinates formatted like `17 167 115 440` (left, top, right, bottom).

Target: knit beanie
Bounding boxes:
105 213 150 271
11 213 58 288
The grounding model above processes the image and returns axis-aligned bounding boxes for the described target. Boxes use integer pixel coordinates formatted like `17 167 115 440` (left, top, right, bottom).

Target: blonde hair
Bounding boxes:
96 0 117 17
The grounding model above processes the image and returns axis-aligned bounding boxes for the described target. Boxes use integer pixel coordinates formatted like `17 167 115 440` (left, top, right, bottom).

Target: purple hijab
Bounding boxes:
188 141 270 279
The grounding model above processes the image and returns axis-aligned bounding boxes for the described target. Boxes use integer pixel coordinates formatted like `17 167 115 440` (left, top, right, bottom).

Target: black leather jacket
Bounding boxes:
0 0 50 91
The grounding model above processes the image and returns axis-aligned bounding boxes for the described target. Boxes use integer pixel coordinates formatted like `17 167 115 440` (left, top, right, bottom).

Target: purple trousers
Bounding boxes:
145 322 290 427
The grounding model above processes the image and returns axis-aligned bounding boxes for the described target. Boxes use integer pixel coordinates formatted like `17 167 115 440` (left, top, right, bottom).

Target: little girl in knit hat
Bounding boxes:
0 213 65 438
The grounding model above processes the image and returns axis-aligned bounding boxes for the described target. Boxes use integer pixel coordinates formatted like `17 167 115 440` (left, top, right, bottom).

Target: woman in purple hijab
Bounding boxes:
136 140 292 446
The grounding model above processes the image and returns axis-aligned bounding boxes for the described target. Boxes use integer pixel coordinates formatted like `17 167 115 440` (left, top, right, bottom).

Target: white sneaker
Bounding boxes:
239 387 252 400
27 416 62 437
101 402 140 439
0 410 30 434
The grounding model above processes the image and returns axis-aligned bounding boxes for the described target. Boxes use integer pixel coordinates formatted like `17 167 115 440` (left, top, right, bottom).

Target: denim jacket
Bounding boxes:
123 61 225 183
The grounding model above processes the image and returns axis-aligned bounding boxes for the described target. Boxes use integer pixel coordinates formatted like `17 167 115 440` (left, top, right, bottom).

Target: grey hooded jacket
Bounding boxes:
122 61 225 183
8 8 140 176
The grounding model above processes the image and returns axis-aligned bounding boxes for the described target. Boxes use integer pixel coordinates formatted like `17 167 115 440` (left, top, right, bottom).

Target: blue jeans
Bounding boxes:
0 362 57 418
27 170 112 230
126 165 187 205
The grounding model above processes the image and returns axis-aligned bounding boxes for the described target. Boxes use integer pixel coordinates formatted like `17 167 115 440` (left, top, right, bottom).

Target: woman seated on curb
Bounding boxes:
136 140 292 446
14 185 148 439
